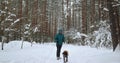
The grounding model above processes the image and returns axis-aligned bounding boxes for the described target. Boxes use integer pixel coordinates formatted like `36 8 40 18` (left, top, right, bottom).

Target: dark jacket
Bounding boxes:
55 32 65 45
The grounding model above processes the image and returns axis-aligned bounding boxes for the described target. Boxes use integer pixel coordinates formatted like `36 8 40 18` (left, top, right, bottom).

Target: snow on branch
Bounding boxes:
0 10 6 14
113 4 120 7
73 32 88 39
11 19 20 25
34 27 38 33
10 13 16 17
5 13 16 21
103 8 109 11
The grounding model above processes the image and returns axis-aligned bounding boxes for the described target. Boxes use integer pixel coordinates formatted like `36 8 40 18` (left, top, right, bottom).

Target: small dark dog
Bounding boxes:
62 50 68 63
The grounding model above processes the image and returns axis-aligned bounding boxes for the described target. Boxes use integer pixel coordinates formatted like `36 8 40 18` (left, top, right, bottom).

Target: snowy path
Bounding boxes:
0 41 120 63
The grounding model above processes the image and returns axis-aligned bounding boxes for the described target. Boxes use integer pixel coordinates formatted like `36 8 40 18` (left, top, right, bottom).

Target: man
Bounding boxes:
55 29 65 60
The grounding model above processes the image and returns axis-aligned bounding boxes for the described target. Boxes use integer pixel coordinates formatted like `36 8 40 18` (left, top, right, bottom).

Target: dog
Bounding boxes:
62 50 68 63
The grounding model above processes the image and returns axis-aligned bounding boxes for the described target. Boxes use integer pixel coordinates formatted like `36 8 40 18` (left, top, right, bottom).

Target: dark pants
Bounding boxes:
56 44 62 57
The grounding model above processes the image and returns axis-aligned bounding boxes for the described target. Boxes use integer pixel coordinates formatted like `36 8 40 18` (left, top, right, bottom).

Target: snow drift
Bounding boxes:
0 41 120 63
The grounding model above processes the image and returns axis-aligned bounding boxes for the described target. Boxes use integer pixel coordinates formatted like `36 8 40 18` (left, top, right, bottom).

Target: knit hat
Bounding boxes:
58 29 62 33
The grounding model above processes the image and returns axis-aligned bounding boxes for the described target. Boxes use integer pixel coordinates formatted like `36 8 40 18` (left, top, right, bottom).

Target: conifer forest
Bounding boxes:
0 0 120 51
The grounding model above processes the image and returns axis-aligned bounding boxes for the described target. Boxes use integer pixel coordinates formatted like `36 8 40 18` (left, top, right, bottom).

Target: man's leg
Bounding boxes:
56 44 62 59
56 44 59 58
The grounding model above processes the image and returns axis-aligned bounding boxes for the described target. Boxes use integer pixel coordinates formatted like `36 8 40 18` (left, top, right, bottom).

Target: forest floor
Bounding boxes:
0 41 120 63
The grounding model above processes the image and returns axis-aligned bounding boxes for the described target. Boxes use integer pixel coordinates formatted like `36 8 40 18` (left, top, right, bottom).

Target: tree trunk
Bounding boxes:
82 0 87 34
90 0 95 32
18 0 22 40
81 0 87 45
1 36 6 50
107 0 119 51
21 37 24 49
98 0 101 21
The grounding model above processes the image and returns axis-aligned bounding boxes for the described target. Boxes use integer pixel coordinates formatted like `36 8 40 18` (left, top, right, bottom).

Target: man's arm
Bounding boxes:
54 34 58 42
63 35 65 43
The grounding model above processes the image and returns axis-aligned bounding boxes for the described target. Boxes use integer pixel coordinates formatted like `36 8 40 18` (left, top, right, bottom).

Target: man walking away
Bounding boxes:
55 29 65 60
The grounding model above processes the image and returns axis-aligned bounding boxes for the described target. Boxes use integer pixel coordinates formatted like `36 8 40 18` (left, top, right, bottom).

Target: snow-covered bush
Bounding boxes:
85 21 112 48
64 28 77 43
65 28 87 45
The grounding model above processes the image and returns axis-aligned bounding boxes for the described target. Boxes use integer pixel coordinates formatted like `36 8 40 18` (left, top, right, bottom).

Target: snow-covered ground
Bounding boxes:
0 41 120 63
